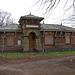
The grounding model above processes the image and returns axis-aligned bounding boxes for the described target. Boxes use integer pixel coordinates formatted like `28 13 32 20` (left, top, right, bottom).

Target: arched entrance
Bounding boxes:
29 32 36 51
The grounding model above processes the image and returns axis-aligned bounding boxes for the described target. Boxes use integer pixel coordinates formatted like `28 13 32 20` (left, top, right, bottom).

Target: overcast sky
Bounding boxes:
0 0 74 26
0 0 37 22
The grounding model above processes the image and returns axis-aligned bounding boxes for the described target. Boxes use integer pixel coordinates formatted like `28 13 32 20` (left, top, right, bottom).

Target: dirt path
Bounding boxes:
0 56 75 75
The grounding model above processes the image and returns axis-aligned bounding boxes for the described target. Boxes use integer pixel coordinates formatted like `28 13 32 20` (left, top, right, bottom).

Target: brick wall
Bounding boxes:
0 32 23 52
41 31 75 51
0 30 75 52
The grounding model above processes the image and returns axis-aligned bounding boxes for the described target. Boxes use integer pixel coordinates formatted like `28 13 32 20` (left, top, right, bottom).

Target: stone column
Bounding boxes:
36 36 42 50
23 36 29 52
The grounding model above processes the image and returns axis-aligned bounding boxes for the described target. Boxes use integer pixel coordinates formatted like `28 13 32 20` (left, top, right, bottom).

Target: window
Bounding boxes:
7 37 14 46
65 33 70 44
45 32 54 45
17 40 21 45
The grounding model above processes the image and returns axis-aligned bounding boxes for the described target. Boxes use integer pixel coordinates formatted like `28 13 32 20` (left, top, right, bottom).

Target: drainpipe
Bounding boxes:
43 31 45 37
42 31 45 52
2 31 5 53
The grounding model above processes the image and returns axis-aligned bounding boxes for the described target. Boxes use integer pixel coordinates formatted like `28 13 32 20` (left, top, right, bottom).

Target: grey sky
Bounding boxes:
0 0 74 27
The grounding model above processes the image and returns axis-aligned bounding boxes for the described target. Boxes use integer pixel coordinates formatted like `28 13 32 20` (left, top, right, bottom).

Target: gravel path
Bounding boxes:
0 56 75 75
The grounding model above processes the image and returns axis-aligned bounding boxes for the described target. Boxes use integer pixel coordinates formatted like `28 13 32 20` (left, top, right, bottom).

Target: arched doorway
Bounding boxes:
29 32 36 51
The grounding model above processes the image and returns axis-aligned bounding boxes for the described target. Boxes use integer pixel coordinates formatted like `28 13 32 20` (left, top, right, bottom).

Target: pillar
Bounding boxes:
23 36 29 52
36 36 42 50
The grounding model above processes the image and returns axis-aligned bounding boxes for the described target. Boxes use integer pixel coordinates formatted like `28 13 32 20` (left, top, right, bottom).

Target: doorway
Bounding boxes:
29 32 36 51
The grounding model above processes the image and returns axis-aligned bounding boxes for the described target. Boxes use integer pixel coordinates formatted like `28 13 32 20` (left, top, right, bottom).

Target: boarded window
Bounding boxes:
17 40 21 45
45 32 54 44
7 37 14 45
65 33 70 44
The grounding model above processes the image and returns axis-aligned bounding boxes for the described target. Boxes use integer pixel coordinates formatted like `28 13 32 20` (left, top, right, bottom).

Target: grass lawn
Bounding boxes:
0 50 75 58
40 50 75 57
0 53 34 58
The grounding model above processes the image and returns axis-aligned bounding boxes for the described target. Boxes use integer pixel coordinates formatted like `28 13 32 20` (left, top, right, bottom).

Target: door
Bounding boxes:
29 32 36 51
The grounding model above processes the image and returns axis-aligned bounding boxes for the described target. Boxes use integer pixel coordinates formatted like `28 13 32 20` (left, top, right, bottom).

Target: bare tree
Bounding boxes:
64 6 75 27
0 9 16 26
36 0 75 14
35 0 75 27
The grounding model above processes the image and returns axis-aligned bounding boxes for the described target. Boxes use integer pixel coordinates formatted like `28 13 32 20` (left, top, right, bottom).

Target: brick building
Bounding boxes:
0 14 75 52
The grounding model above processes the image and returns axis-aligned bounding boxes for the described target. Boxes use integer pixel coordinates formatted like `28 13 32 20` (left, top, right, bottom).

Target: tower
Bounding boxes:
19 14 44 52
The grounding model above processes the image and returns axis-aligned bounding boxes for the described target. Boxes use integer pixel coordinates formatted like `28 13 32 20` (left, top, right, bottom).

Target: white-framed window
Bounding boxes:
17 40 21 45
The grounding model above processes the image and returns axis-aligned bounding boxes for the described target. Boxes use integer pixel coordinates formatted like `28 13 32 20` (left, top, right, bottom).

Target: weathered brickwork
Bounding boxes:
41 31 75 51
23 28 42 51
23 36 29 52
0 32 23 52
0 14 75 52
0 30 75 52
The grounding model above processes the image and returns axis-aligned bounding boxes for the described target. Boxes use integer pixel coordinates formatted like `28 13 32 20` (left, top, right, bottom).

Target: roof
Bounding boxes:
0 24 75 32
0 24 22 32
40 24 75 32
19 14 44 23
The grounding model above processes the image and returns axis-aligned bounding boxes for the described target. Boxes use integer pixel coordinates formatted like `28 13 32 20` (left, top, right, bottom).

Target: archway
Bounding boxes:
29 32 36 51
